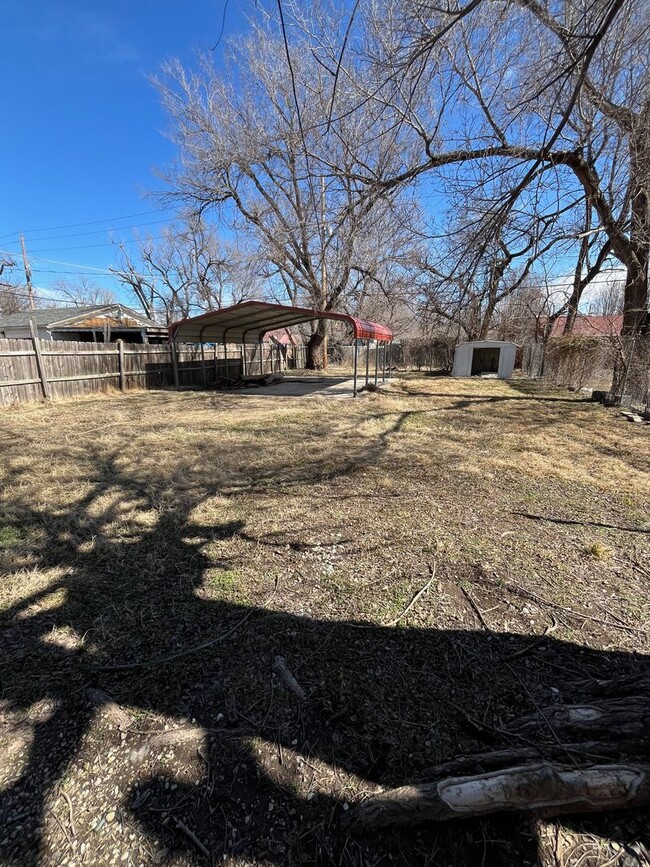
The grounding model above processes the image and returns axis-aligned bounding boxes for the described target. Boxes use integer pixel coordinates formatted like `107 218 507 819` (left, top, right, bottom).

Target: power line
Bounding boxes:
0 253 116 274
0 287 100 305
0 218 172 246
0 209 168 242
211 0 230 51
325 0 361 134
26 237 165 254
32 269 123 277
0 251 131 276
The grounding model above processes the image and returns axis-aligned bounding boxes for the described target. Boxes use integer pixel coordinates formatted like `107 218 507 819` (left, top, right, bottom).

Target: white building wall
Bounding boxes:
451 343 474 377
496 343 516 378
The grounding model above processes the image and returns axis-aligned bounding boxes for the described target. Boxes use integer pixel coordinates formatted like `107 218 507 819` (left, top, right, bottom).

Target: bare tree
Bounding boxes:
410 167 579 341
354 0 648 334
111 217 235 324
51 278 117 308
587 277 625 317
0 258 28 315
155 13 420 367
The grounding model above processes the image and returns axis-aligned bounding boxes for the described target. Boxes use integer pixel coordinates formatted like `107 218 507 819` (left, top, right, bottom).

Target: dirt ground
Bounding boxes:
1 374 649 866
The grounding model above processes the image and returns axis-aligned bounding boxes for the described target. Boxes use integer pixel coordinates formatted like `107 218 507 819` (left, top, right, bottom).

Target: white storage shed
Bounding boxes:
452 340 517 379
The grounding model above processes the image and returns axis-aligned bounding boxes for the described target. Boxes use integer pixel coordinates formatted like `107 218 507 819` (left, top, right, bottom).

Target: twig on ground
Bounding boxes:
60 790 76 838
47 806 73 848
95 610 256 670
168 817 210 857
503 615 558 660
459 583 502 640
478 574 650 636
386 562 436 627
273 655 307 702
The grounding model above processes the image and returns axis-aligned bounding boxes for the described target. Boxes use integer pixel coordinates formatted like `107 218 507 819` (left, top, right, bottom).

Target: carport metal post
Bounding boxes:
374 340 379 386
352 338 359 397
200 342 207 384
259 339 264 374
382 340 387 382
171 337 180 389
241 343 247 375
365 339 370 386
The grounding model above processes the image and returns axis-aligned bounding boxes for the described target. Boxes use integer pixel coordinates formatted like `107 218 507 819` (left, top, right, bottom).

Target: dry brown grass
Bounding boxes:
1 375 649 866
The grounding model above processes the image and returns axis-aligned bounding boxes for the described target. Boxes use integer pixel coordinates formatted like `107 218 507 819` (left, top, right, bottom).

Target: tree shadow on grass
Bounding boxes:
0 438 649 866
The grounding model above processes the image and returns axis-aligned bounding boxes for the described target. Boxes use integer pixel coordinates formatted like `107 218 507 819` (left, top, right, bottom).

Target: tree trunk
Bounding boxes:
623 123 650 335
354 678 650 829
622 254 648 334
355 762 650 828
306 320 328 370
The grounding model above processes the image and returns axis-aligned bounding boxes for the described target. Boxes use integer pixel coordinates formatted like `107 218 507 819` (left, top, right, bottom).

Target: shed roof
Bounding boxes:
455 340 517 348
169 300 393 343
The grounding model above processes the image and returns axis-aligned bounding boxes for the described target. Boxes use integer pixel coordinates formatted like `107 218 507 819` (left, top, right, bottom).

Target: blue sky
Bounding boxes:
0 1 249 304
0 2 623 313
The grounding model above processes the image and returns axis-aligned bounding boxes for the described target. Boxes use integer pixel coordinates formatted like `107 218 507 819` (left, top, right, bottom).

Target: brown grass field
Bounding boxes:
1 375 649 866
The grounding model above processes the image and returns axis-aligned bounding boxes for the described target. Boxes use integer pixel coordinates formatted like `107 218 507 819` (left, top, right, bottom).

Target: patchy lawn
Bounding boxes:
1 375 649 866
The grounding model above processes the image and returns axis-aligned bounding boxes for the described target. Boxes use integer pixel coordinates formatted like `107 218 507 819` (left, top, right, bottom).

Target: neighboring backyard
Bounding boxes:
1 376 649 866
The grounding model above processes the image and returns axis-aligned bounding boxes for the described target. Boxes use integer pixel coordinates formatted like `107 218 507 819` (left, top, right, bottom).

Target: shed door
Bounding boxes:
471 347 500 375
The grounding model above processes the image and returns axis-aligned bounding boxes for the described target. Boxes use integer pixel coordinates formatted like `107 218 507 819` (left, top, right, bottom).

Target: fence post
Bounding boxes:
29 319 51 400
117 339 126 392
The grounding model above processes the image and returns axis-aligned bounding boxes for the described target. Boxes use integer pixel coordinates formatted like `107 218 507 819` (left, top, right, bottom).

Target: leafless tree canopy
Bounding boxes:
51 279 118 308
110 217 248 324
150 0 648 358
0 258 27 316
155 15 424 364
355 0 649 334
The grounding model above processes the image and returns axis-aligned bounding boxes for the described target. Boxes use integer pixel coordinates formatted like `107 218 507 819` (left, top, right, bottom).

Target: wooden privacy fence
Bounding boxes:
0 336 236 408
0 334 307 408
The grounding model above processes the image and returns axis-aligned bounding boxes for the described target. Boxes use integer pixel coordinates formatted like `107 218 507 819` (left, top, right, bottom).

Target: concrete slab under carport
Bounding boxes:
234 376 357 398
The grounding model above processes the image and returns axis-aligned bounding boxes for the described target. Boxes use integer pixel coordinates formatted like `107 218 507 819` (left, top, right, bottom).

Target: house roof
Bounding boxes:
170 300 394 344
0 304 161 329
263 327 300 346
548 314 623 337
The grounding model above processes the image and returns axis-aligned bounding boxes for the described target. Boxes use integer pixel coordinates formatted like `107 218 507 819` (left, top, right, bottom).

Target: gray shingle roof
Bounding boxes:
0 304 161 328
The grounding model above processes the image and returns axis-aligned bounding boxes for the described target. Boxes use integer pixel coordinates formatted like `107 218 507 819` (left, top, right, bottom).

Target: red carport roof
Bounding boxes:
169 300 393 343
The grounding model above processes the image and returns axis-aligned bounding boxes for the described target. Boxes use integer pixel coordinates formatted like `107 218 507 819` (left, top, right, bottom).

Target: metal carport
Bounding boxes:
169 300 394 396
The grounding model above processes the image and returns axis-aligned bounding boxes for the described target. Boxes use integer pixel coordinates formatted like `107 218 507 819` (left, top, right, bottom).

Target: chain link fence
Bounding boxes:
522 335 650 411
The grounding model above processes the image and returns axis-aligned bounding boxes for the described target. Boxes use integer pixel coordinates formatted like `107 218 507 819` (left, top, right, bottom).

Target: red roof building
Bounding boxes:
547 314 623 338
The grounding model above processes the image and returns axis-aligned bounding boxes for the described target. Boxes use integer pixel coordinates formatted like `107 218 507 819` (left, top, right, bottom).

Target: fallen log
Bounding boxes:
355 762 650 828
571 674 650 699
510 697 650 740
418 739 650 781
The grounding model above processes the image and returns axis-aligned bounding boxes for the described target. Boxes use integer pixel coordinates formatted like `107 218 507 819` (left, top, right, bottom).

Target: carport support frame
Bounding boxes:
171 338 180 389
353 338 359 397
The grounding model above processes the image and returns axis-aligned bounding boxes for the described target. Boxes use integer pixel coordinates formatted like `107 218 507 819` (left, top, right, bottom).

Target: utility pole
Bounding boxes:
20 234 35 310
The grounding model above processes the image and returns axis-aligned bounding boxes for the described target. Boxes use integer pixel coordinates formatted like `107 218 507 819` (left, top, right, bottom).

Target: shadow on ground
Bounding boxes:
0 385 648 866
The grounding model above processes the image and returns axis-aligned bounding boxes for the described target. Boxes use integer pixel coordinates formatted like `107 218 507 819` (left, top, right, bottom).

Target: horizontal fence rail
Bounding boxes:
0 338 306 408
